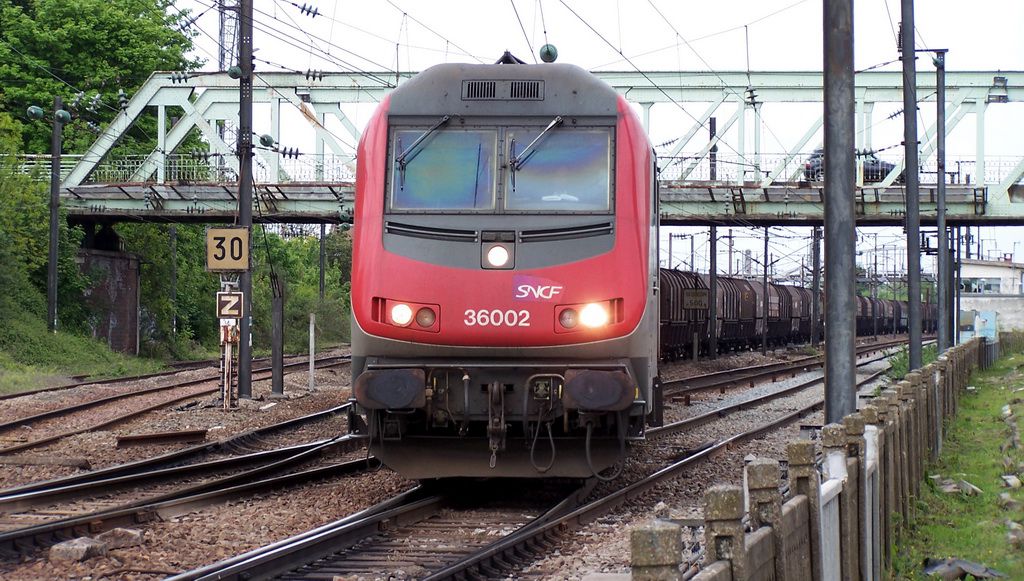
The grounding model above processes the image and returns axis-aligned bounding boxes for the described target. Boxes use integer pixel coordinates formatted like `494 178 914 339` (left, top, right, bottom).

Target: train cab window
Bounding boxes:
390 129 497 210
505 128 612 212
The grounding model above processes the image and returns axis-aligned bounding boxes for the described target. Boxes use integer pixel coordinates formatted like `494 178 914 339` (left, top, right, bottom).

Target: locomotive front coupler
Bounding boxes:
346 398 369 436
487 381 506 469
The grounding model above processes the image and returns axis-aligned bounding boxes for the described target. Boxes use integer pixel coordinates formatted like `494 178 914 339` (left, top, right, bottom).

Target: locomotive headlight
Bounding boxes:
486 245 510 267
415 307 436 327
558 308 578 329
580 303 610 328
390 303 414 326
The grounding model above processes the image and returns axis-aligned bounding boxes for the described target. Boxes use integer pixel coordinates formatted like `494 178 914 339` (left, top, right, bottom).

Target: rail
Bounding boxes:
174 343 899 579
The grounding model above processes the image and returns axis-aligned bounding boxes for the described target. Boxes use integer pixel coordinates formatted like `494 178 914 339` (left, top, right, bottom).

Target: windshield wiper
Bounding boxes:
508 115 563 189
395 115 452 184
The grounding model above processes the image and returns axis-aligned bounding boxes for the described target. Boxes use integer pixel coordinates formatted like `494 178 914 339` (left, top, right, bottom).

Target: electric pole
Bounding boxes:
761 226 769 356
237 0 254 398
902 0 923 370
823 0 858 422
47 96 63 333
709 225 718 359
935 49 949 353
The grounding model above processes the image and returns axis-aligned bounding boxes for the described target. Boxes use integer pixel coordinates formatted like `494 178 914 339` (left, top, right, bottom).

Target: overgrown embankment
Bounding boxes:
893 348 1024 578
0 267 162 395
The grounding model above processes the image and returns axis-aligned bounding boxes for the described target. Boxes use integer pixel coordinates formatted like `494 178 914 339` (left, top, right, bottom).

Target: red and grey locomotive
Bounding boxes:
350 59 659 478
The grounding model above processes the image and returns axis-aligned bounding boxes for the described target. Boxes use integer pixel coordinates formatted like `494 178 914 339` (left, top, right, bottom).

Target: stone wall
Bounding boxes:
961 295 1024 331
78 248 139 354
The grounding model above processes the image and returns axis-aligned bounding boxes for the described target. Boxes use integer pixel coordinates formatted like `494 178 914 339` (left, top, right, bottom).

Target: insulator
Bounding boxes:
179 15 198 32
87 121 101 133
299 3 319 17
118 89 129 110
87 94 101 113
305 69 323 81
170 72 190 84
71 91 85 110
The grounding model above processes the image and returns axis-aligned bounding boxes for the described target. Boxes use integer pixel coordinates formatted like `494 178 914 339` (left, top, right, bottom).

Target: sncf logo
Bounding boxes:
515 285 563 300
513 275 564 301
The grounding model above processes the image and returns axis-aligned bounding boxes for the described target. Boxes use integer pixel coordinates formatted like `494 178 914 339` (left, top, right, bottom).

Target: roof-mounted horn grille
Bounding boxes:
509 80 541 100
462 80 544 101
463 80 496 100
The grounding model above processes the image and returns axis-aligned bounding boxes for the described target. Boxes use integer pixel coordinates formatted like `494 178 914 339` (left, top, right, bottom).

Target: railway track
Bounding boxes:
172 347 895 580
0 351 344 403
0 400 355 505
0 355 350 456
662 336 912 398
0 434 374 558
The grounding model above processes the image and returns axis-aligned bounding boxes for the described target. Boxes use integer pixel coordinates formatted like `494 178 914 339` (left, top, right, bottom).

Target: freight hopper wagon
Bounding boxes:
349 59 659 479
659 268 936 358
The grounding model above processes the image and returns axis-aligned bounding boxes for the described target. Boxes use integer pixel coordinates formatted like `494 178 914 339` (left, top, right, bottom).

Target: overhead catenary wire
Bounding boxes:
509 0 538 63
538 0 550 46
642 0 792 156
384 0 487 64
555 0 755 169
590 0 810 69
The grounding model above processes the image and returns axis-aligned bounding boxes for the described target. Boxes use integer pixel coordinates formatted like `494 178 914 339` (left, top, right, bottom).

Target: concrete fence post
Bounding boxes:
915 370 929 487
864 403 888 573
899 378 921 509
747 458 785 581
843 413 867 578
787 440 822 581
947 352 954 398
917 370 933 475
935 357 948 456
631 519 682 581
823 423 858 581
875 397 892 534
704 484 748 580
893 383 912 524
906 378 920 516
884 388 903 535
925 366 937 461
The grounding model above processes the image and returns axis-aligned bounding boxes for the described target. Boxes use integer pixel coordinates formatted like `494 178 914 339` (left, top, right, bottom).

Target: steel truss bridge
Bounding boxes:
50 69 1024 226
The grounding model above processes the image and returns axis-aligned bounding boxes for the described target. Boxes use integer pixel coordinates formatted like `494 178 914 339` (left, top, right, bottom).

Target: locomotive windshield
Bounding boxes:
390 128 497 210
387 124 612 213
505 127 611 211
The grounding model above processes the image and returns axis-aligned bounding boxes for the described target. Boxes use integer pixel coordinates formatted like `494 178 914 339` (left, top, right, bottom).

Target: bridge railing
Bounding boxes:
657 152 1023 187
9 154 84 181
7 152 1020 188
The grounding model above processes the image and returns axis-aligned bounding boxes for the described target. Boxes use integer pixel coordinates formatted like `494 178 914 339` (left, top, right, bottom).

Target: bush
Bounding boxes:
887 343 938 380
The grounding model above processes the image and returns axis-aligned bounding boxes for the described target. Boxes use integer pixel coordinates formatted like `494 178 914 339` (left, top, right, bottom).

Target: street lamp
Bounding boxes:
27 97 71 332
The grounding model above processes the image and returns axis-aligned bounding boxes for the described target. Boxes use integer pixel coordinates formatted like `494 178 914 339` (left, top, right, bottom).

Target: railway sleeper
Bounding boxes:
480 561 504 577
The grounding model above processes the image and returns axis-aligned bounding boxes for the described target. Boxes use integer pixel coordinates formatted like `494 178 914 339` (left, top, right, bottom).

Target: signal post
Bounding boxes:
207 227 250 408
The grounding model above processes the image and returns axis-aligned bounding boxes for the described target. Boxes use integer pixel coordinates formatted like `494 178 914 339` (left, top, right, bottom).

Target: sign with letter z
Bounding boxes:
217 291 244 319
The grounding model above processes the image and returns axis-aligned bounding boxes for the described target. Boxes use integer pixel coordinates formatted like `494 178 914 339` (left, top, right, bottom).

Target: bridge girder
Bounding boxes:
59 69 1024 225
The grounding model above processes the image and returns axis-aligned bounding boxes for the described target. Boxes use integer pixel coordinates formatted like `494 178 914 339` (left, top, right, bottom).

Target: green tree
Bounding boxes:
0 0 199 153
249 227 352 353
0 112 90 330
117 223 220 357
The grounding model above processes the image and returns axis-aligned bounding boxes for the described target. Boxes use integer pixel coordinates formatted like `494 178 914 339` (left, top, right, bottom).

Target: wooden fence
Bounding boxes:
631 334 1017 581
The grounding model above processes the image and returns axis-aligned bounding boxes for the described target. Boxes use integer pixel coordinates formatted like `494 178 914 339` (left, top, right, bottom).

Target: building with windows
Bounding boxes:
960 258 1024 331
961 258 1024 294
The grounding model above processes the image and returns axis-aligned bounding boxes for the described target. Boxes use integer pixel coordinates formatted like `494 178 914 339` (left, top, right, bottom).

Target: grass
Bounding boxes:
0 302 165 396
0 344 165 396
890 350 1024 579
886 344 939 381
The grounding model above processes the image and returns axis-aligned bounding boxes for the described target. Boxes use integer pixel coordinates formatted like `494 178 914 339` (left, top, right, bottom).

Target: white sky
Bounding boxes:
176 0 1024 277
